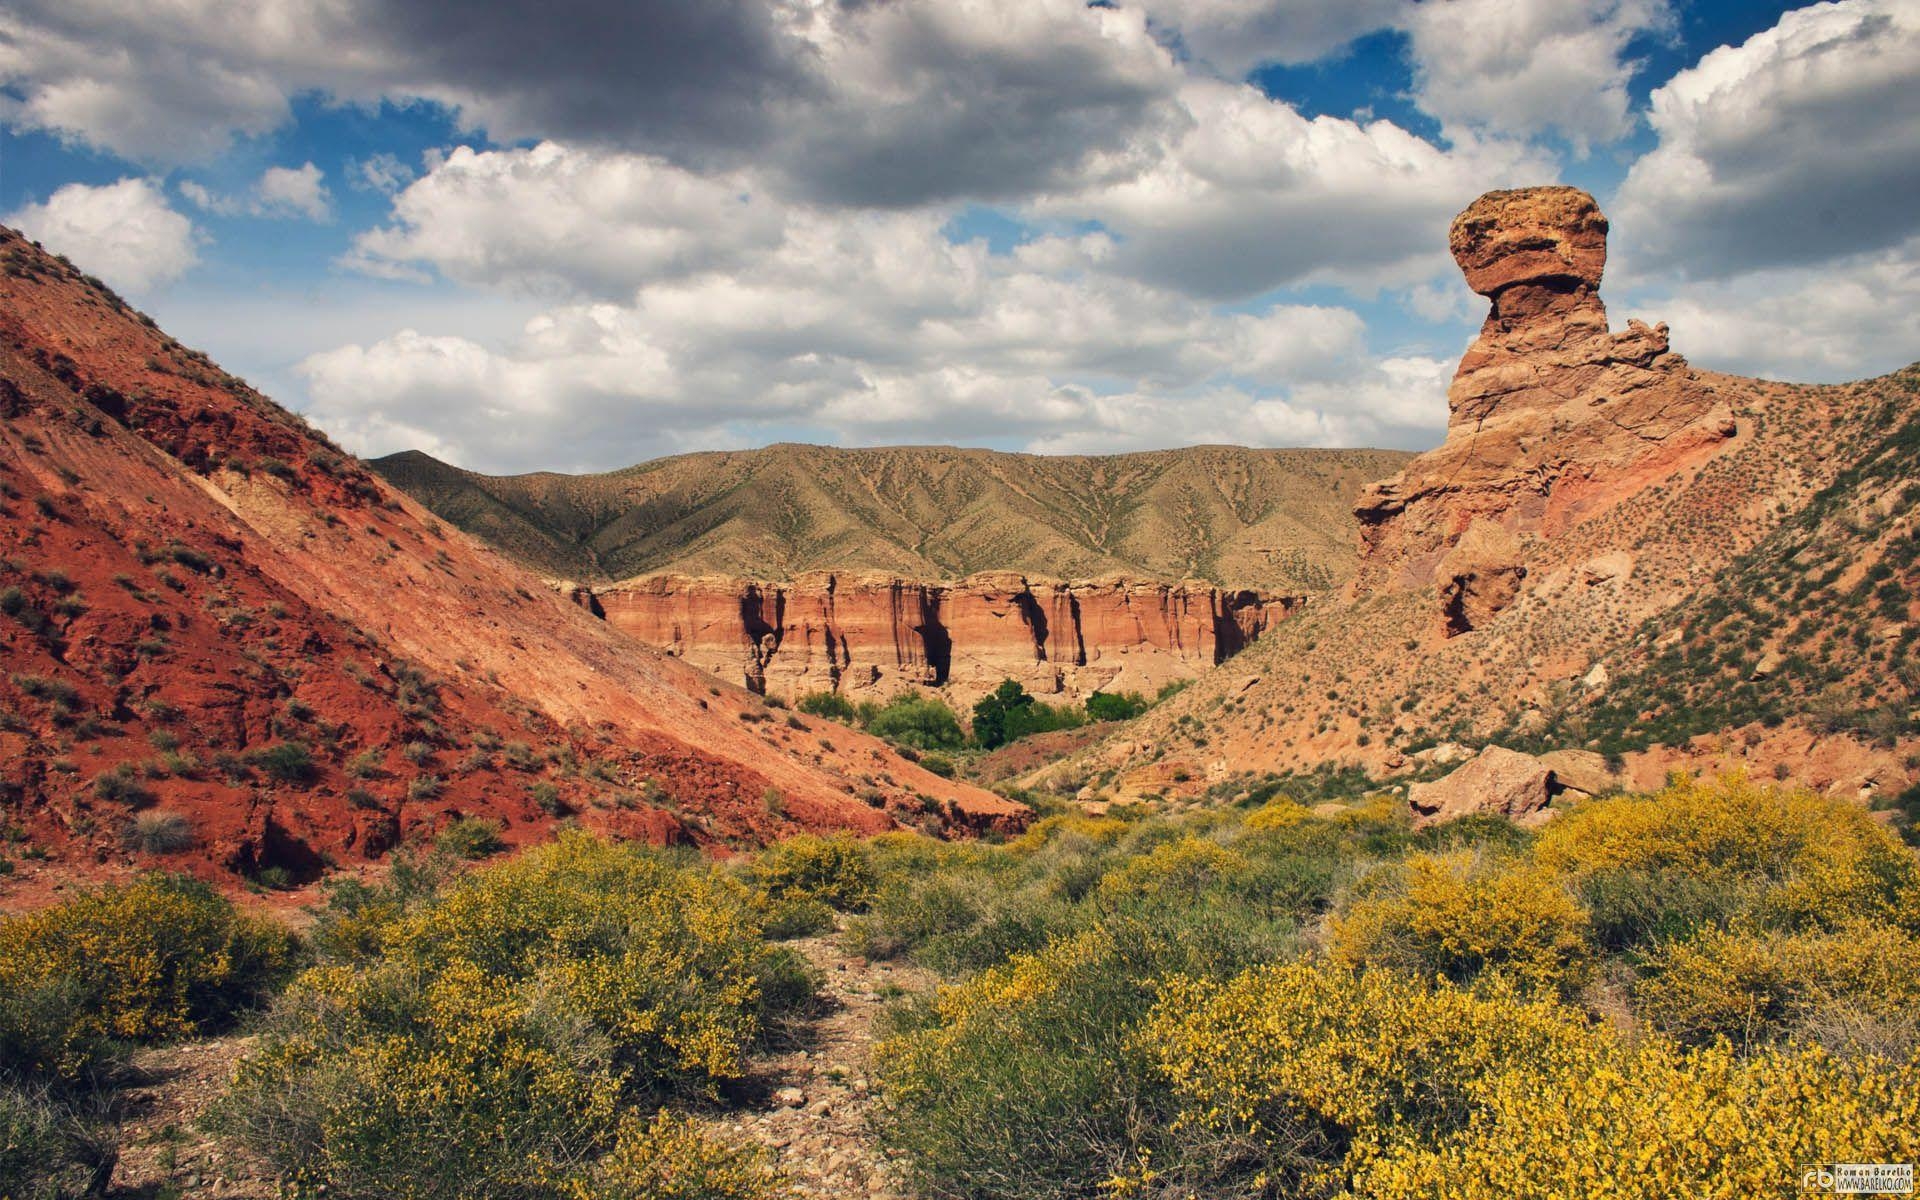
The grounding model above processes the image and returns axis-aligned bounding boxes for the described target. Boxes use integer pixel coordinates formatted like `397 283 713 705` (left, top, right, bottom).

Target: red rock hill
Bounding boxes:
0 229 1024 902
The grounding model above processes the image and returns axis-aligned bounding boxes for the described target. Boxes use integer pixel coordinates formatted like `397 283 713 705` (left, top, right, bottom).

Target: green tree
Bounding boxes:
972 680 1035 750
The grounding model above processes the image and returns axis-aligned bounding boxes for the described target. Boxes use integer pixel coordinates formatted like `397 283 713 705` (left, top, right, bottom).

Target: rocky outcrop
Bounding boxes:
1408 746 1556 828
1354 187 1737 606
591 571 1298 707
1408 745 1629 828
1436 519 1526 636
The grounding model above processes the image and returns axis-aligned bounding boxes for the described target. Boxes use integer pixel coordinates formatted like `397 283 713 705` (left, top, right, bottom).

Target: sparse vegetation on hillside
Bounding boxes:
1500 371 1920 772
372 445 1412 591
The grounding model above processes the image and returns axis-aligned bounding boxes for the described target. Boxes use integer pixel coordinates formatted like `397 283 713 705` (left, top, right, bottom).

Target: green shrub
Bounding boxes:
0 1081 114 1199
216 835 809 1199
249 741 316 784
918 753 956 778
0 875 300 1081
435 817 504 859
795 691 855 722
971 680 1085 749
757 893 835 940
90 764 153 807
863 691 966 751
1084 690 1148 722
747 834 875 911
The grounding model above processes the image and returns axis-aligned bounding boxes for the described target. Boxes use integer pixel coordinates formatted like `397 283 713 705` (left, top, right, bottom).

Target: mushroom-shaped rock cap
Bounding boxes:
1449 186 1608 299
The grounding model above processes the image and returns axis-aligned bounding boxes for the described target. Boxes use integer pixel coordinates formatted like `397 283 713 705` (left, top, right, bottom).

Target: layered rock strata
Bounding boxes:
1353 186 1737 626
583 572 1299 706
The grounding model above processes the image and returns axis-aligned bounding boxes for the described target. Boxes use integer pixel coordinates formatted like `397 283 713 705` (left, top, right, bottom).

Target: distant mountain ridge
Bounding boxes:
371 443 1414 592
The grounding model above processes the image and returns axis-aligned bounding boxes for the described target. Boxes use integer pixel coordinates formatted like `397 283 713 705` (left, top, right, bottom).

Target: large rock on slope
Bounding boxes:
1353 187 1737 602
1407 746 1556 829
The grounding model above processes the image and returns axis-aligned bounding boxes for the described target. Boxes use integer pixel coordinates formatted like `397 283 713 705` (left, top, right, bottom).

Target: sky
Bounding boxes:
1 0 1916 474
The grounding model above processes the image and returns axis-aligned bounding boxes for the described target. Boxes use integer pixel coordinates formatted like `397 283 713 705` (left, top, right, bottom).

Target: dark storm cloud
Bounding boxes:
353 0 815 153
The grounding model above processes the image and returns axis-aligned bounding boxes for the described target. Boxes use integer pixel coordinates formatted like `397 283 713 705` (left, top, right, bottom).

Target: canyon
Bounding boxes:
1045 186 1919 808
574 571 1298 707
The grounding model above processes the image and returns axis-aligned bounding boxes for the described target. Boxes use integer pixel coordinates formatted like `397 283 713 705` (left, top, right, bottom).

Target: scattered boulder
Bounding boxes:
1538 749 1619 798
1408 746 1554 829
1580 662 1610 691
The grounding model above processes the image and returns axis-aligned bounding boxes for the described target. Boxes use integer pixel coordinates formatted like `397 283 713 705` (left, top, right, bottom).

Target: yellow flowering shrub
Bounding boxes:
1007 812 1135 854
1535 774 1917 930
1140 963 1595 1192
216 833 798 1199
1636 919 1920 1048
1331 852 1593 994
0 873 298 1080
746 833 876 911
1356 1039 1920 1200
1141 961 1920 1199
567 1112 788 1200
1095 837 1249 909
1243 799 1312 832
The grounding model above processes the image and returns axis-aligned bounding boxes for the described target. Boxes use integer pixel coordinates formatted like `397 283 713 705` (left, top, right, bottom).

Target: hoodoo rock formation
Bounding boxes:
584 572 1296 706
1354 186 1737 625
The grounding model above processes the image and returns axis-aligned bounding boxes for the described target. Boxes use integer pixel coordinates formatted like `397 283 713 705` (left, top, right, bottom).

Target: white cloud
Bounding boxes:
345 144 785 298
0 0 1183 210
1403 0 1672 151
350 152 415 194
7 178 199 292
257 163 332 220
1626 233 1920 383
180 162 332 221
303 155 1452 472
1032 79 1553 298
1614 0 1920 277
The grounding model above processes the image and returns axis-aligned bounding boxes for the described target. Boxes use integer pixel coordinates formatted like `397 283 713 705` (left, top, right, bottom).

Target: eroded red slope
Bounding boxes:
0 229 1024 900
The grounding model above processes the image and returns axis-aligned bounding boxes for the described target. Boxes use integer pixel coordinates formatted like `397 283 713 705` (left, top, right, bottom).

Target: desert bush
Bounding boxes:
1348 1038 1920 1199
873 929 1170 1200
0 1081 114 1199
306 848 460 966
1142 962 1920 1200
757 893 835 940
863 691 967 751
435 816 504 859
1084 690 1149 723
1534 774 1917 933
0 875 299 1081
1140 964 1595 1196
746 833 875 911
90 764 153 807
119 810 195 854
794 691 855 722
565 1111 786 1200
872 901 1297 1200
248 741 317 784
217 834 807 1199
1635 919 1920 1051
1331 852 1594 996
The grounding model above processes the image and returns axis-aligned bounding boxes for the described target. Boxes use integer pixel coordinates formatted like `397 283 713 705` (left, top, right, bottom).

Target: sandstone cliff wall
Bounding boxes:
580 571 1299 706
